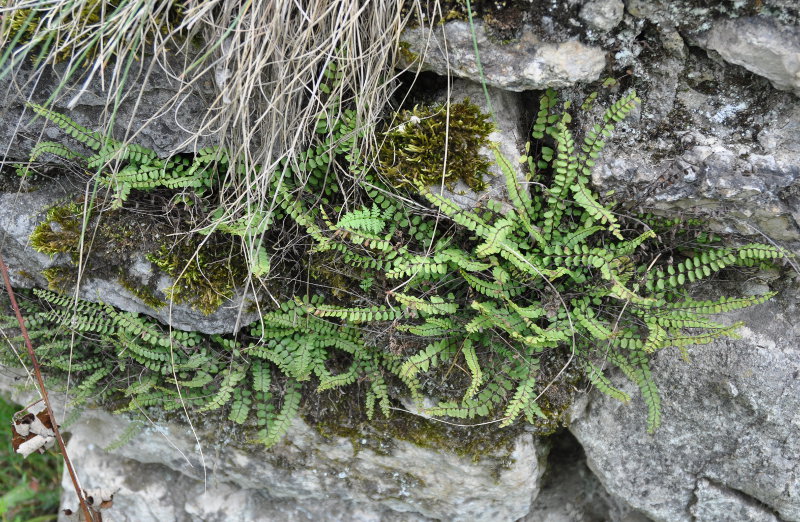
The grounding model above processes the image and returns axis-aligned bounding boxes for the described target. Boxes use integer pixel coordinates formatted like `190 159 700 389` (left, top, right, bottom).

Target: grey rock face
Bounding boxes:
524 433 651 522
400 21 606 92
695 17 800 97
690 479 781 522
580 0 625 32
37 392 545 521
0 55 215 163
570 291 800 521
590 23 800 245
62 445 429 522
0 178 257 334
625 0 798 33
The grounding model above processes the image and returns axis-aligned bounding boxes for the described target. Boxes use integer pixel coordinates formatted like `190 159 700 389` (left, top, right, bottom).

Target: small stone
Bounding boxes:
580 0 625 32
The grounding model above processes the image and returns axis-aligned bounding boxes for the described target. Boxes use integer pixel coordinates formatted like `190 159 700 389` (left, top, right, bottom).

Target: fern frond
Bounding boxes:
261 379 301 448
251 359 272 392
395 317 456 337
392 293 458 316
228 388 252 425
608 350 661 433
462 338 483 401
28 103 107 150
583 361 631 403
29 141 85 162
500 367 539 428
199 367 247 413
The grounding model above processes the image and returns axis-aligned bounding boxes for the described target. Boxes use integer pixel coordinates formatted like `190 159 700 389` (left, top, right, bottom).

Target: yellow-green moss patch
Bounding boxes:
379 99 494 192
147 234 249 315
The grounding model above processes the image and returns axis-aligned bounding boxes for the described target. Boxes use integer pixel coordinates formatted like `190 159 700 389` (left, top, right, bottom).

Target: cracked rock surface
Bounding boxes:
570 291 800 521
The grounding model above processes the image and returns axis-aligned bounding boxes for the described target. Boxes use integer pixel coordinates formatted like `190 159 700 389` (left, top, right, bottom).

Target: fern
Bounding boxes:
29 103 106 150
260 379 301 448
104 420 147 451
228 388 252 425
199 366 247 413
462 338 483 401
12 87 790 449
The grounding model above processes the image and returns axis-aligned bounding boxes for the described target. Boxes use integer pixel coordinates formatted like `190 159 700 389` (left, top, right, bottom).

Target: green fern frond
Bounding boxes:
28 103 106 151
392 293 458 316
260 379 302 448
583 361 631 403
199 366 247 413
462 338 483 401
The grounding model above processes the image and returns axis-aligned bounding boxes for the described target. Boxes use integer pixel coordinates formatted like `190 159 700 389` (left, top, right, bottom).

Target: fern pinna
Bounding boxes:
10 87 789 449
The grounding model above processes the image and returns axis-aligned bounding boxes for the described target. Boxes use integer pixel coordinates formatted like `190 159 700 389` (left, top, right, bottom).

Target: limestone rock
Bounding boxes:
589 26 800 245
580 0 625 32
690 479 781 522
523 433 650 522
0 56 215 163
0 177 257 334
695 17 800 97
569 292 800 521
400 21 606 92
45 396 545 521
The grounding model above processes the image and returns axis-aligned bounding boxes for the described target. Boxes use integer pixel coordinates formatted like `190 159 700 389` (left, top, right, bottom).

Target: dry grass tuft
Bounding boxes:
1 0 423 304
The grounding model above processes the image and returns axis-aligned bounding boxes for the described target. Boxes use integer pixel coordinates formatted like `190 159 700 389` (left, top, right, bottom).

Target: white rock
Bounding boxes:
400 21 606 92
580 0 625 32
697 17 800 97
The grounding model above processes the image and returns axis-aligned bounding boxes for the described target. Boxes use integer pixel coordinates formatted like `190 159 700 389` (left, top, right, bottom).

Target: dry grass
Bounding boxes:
1 0 422 297
1 0 411 187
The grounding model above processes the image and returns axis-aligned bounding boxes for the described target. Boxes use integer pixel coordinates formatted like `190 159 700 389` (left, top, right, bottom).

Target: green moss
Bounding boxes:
41 265 78 293
147 234 249 315
398 41 418 64
26 195 253 316
29 201 83 260
307 387 522 463
117 273 165 310
14 269 36 282
379 99 494 192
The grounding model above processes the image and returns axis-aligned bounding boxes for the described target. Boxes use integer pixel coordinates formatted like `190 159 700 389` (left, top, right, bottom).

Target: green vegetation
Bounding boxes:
3 85 789 456
0 395 62 521
147 234 250 316
28 202 83 261
380 99 494 191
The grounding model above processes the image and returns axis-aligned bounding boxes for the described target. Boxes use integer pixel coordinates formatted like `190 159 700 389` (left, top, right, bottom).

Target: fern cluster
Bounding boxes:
10 85 790 449
27 103 223 209
0 288 296 447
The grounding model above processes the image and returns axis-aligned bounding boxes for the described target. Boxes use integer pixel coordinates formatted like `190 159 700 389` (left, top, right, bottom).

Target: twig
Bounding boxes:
0 252 95 522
